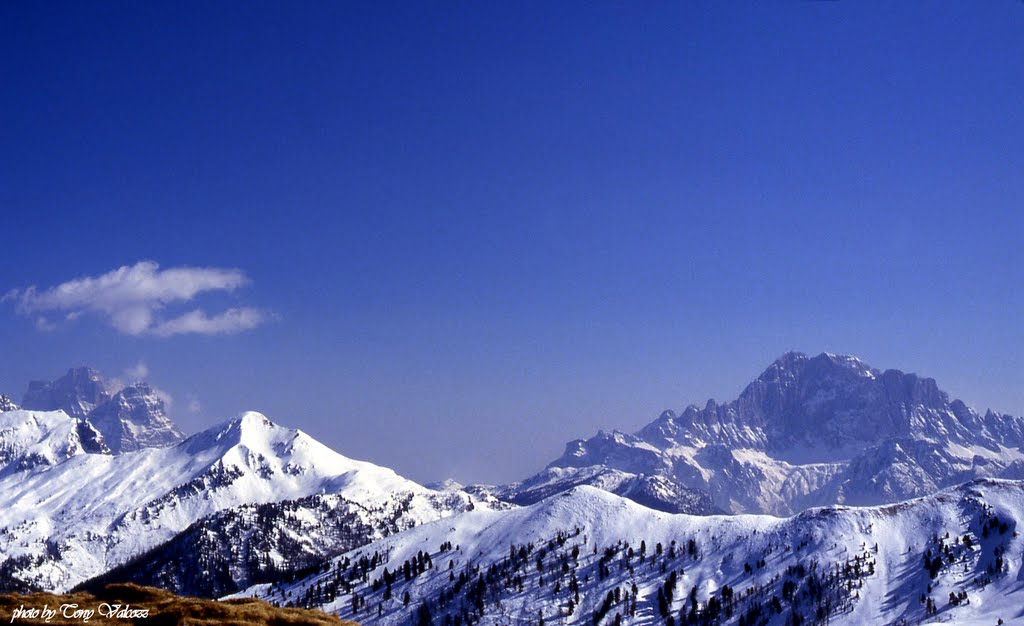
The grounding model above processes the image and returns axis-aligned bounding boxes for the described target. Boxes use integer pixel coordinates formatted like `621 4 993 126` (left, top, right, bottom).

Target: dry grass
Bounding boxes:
0 583 357 625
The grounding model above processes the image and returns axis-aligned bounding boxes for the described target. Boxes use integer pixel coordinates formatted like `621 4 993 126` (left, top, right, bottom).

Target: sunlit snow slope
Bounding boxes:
0 410 474 591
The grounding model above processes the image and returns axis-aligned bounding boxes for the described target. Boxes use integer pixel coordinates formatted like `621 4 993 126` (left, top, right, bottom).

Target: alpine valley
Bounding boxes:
2 354 1024 626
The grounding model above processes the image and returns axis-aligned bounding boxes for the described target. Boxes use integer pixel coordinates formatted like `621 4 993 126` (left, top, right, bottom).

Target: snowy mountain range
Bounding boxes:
240 479 1024 626
496 352 1024 516
0 406 484 592
2 354 1024 625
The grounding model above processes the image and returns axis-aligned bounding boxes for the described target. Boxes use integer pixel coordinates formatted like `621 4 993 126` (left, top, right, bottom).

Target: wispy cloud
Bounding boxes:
108 360 173 409
151 307 267 337
5 261 270 337
123 360 150 380
34 317 56 332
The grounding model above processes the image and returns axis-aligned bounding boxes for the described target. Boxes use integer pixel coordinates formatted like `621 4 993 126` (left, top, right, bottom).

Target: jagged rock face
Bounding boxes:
505 352 1024 515
86 383 183 454
21 367 110 419
0 396 18 412
658 352 981 456
20 368 183 454
74 420 110 455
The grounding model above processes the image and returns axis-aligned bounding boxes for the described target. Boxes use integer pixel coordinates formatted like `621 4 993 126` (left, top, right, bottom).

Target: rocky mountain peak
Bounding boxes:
722 352 962 450
522 352 1024 515
18 367 184 455
742 352 877 399
86 382 183 454
22 366 111 418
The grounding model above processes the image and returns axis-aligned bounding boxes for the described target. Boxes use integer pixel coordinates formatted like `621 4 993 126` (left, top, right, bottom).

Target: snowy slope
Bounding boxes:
0 411 478 592
80 487 491 598
500 352 1024 515
238 479 1024 626
498 465 722 514
0 409 108 475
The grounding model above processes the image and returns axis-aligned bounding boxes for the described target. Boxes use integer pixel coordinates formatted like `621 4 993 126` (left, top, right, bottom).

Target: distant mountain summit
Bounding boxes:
86 382 182 453
22 367 109 419
500 352 1024 515
20 367 184 453
643 351 1015 455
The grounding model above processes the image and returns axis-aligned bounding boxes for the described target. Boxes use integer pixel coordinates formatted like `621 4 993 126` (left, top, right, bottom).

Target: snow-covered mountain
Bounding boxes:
0 410 481 592
238 478 1024 626
0 409 108 476
4 351 1023 624
495 465 722 515
20 367 184 453
498 353 1024 515
80 488 494 598
84 382 183 454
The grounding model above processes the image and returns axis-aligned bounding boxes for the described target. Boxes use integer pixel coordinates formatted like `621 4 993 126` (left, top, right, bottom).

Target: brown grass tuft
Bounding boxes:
0 583 358 625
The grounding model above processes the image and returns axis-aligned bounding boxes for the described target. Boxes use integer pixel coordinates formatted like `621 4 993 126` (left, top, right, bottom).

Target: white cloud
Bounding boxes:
7 261 269 337
34 317 56 332
151 307 267 337
152 386 174 410
123 360 150 380
187 394 202 414
107 361 172 408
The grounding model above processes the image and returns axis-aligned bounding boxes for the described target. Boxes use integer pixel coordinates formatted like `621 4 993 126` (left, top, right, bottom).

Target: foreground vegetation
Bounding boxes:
0 583 354 625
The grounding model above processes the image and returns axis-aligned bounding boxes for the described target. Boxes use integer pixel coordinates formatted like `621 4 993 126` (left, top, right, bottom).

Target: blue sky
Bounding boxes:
1 2 1021 484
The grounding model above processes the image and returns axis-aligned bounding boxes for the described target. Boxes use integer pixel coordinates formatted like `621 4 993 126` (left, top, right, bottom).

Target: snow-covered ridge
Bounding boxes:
238 479 1024 626
81 487 488 598
0 409 107 475
0 409 480 592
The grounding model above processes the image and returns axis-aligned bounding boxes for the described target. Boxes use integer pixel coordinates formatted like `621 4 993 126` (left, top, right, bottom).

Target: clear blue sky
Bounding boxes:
1 2 1021 484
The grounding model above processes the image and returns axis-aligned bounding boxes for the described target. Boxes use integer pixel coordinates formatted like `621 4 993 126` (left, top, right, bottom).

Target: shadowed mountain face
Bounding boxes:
500 352 1024 515
20 367 183 454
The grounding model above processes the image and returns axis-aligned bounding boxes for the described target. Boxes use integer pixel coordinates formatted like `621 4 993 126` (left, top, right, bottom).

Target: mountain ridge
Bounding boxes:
0 409 484 592
497 352 1024 515
235 477 1024 626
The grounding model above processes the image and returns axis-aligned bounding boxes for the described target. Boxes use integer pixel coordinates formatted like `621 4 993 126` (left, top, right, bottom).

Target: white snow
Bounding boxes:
0 410 473 591
236 479 1024 626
